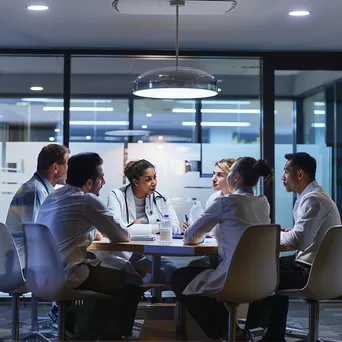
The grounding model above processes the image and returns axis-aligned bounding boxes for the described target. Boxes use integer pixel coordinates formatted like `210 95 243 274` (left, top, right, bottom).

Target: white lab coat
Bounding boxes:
183 190 271 296
108 184 181 234
104 185 181 280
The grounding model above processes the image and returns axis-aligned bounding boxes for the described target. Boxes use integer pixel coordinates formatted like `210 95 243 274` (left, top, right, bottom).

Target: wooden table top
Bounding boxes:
89 236 291 255
88 236 218 256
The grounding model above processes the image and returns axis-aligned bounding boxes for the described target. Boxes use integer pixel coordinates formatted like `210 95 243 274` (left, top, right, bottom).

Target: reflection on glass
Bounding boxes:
303 92 326 144
0 98 63 142
201 99 260 144
69 99 129 143
133 99 196 143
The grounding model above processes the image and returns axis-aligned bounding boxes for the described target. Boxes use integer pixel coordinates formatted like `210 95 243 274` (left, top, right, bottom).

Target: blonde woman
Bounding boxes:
206 157 236 208
182 158 236 232
184 158 235 269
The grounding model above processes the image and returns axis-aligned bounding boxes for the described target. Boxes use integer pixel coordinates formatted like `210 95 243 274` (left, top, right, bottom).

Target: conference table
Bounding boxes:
88 236 289 301
88 236 218 301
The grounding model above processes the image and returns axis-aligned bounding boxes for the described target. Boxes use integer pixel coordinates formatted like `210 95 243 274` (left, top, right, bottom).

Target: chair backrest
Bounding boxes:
304 225 342 299
23 222 67 300
216 224 280 303
0 223 25 293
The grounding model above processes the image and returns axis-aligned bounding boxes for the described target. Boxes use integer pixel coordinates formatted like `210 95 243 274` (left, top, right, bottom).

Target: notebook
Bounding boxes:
130 224 159 241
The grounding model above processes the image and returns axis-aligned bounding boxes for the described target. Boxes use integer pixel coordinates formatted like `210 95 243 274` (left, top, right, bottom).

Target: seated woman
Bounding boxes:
184 158 235 268
108 159 181 283
183 157 236 234
171 157 273 340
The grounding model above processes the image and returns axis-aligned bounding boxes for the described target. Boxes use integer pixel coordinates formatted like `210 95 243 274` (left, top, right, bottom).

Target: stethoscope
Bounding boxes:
34 172 51 194
123 184 166 223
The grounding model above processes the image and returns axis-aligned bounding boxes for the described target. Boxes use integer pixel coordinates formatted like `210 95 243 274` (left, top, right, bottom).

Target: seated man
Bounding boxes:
6 143 70 268
246 152 341 342
36 152 142 341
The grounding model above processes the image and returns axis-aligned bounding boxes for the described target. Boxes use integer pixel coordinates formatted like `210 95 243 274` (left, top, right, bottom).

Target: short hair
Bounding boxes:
285 152 316 181
233 157 273 187
215 158 236 175
37 144 70 171
67 153 103 187
124 159 155 183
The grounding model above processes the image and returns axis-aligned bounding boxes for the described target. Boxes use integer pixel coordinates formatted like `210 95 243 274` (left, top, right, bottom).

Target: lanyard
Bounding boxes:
34 172 50 194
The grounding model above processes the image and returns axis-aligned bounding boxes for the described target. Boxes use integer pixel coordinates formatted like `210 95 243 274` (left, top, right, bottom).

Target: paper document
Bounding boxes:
130 224 159 236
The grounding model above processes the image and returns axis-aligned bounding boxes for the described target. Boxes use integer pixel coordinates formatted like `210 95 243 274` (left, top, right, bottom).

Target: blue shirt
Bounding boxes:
6 172 54 267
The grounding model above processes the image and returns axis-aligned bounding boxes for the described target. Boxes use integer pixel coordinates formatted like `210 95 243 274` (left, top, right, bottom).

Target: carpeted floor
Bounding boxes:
0 300 342 341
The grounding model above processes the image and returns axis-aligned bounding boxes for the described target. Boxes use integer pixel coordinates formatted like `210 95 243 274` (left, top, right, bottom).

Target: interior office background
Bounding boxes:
0 53 342 230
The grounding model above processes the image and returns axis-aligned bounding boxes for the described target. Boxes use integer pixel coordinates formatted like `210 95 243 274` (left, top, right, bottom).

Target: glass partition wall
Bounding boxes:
0 55 64 224
69 56 261 218
1 51 342 229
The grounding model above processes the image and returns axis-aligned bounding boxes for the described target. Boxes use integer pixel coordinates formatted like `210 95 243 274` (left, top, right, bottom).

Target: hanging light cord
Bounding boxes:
175 4 179 70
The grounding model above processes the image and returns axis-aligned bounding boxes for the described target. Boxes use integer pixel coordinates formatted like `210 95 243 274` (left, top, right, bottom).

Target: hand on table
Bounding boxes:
133 219 141 224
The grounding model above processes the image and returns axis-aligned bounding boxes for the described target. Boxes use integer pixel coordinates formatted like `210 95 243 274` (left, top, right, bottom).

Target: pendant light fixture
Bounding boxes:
133 0 218 99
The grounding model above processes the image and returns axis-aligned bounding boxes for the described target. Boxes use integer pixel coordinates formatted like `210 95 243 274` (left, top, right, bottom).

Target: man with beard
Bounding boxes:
6 143 70 267
36 152 142 341
246 152 341 341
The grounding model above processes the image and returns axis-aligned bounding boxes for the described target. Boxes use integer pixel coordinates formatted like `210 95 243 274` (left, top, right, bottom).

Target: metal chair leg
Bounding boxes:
226 303 237 342
31 295 39 331
175 301 187 341
58 302 66 341
12 294 20 341
308 300 319 342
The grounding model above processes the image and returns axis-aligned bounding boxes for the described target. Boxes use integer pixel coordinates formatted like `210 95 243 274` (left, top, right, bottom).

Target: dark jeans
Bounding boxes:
171 266 228 340
246 255 310 341
129 253 177 284
73 263 142 340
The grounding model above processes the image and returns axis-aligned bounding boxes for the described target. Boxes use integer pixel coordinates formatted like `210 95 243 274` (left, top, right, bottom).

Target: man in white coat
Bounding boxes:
246 152 341 342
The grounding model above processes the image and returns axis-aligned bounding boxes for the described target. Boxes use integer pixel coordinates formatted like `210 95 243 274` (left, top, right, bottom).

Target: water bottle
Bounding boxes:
160 214 172 244
188 199 203 225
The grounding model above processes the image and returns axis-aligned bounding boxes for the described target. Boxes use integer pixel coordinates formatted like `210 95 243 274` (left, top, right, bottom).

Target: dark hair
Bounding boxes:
67 153 103 187
37 144 70 171
233 157 273 187
285 152 316 181
124 159 155 183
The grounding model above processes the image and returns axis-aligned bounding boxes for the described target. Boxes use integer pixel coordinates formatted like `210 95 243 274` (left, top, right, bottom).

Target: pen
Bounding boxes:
185 214 189 223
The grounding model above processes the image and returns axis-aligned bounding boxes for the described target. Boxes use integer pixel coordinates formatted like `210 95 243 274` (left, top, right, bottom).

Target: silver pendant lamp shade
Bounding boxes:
133 66 218 99
133 1 218 99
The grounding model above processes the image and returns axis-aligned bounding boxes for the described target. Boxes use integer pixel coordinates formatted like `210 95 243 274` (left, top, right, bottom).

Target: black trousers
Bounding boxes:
246 255 310 341
171 266 228 340
73 263 142 340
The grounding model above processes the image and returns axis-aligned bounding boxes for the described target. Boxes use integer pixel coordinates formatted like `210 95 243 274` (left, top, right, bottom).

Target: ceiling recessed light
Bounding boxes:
27 5 49 11
86 136 91 140
142 125 148 129
30 86 44 91
49 137 55 141
138 140 143 144
158 136 164 141
218 88 222 92
146 113 152 117
54 128 60 133
289 10 310 16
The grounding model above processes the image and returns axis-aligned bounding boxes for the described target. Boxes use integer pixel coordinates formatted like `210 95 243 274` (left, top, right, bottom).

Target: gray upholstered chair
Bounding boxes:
0 222 50 341
277 225 342 342
23 223 111 341
214 224 281 342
